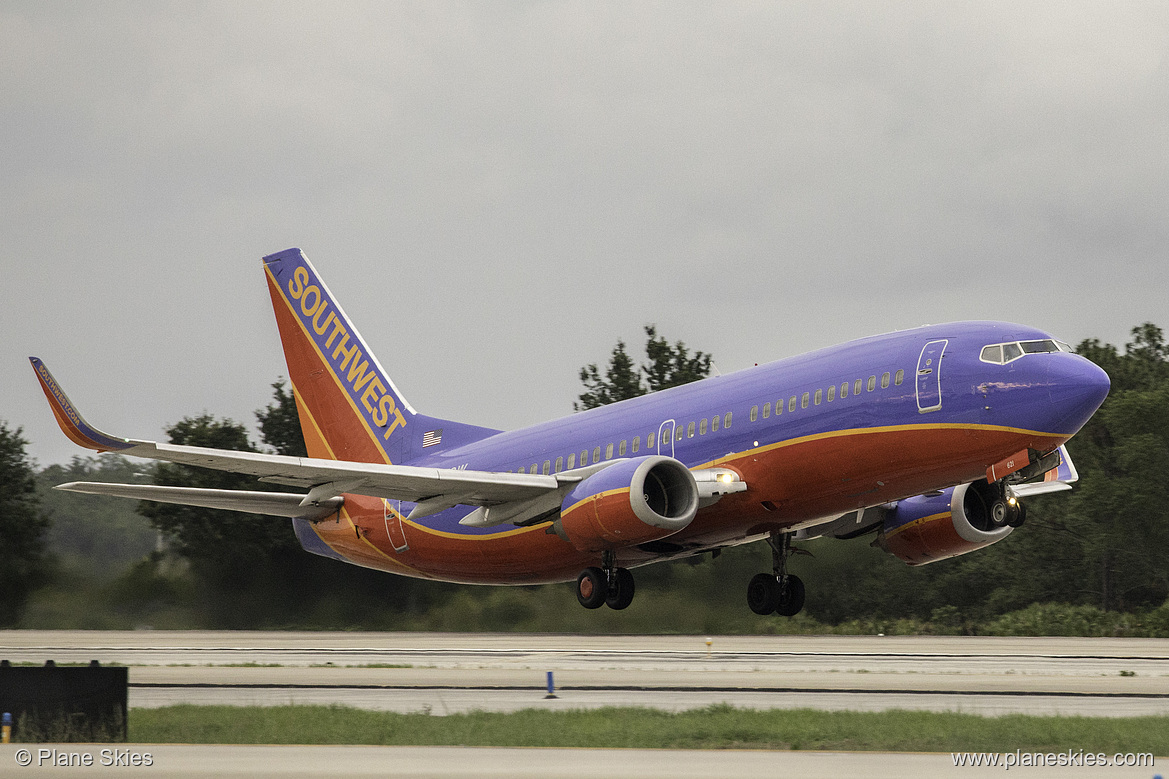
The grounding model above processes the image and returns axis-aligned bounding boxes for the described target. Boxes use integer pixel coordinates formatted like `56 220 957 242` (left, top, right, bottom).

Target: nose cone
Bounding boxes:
1046 355 1110 434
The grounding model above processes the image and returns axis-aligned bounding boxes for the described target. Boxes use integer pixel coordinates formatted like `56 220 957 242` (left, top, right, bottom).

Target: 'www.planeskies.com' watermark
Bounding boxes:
952 750 1154 770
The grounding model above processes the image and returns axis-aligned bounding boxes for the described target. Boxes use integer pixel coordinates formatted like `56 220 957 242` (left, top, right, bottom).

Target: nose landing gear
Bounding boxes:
576 551 636 610
746 532 806 617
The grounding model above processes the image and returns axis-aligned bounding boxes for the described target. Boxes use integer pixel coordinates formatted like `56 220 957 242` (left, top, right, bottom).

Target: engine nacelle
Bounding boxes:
877 481 1014 566
553 456 699 552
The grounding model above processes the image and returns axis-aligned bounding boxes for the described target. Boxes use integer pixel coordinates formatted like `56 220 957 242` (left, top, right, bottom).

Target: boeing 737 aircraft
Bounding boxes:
32 248 1111 616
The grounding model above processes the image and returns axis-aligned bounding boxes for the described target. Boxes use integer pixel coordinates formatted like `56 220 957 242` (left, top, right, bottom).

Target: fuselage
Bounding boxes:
299 320 1110 585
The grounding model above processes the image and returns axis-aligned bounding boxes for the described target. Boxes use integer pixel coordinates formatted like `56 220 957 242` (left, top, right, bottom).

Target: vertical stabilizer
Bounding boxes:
263 248 418 464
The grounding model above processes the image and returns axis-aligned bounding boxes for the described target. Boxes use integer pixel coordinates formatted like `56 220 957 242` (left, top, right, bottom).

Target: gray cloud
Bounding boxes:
3 2 1166 466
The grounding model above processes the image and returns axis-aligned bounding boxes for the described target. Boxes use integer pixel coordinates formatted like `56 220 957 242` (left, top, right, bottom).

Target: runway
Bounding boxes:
3 631 1169 717
0 744 1158 779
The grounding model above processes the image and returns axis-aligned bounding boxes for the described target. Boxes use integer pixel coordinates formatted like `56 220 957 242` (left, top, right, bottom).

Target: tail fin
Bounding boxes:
264 248 476 465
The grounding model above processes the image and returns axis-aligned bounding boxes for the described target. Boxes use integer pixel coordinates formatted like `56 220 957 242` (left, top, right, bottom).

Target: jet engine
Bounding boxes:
876 481 1015 566
553 456 699 552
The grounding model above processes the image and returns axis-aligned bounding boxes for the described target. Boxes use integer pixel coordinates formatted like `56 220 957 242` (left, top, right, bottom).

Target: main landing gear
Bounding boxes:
974 479 1027 529
576 551 635 610
747 532 806 617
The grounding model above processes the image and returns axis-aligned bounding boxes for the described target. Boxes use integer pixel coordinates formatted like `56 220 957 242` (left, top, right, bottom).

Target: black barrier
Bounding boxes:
0 661 127 742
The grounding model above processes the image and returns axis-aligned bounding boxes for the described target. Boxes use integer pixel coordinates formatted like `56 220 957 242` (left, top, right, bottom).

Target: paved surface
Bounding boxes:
0 745 1161 779
2 633 1166 777
3 631 1168 717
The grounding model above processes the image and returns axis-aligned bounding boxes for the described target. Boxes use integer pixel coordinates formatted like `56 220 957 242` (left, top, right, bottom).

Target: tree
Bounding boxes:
138 414 297 565
968 323 1169 614
38 455 157 573
642 325 714 392
257 378 307 458
0 422 53 625
136 382 453 627
576 326 714 410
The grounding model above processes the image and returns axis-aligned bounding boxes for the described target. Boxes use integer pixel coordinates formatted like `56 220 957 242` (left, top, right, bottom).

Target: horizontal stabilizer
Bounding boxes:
56 482 344 521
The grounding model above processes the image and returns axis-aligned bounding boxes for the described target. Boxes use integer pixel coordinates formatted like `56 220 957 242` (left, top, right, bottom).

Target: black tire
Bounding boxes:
747 573 781 615
1007 500 1027 528
576 567 606 609
605 568 636 610
775 574 806 617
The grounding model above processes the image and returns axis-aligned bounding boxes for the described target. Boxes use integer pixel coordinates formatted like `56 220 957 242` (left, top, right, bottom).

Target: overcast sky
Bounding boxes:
3 2 1167 467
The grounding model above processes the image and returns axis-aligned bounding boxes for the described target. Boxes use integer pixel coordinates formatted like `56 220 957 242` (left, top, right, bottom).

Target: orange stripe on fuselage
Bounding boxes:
300 422 1069 586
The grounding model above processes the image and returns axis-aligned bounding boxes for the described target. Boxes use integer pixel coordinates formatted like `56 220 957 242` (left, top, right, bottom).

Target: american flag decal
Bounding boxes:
422 429 443 448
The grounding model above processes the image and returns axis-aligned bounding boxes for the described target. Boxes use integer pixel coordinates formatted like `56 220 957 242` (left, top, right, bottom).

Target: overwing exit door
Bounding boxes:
657 420 676 457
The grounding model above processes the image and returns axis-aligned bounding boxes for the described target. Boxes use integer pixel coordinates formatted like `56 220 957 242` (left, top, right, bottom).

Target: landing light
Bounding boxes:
718 472 735 484
1008 496 1018 506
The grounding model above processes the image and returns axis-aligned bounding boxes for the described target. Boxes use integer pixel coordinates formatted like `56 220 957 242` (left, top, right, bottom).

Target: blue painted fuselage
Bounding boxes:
382 320 1107 574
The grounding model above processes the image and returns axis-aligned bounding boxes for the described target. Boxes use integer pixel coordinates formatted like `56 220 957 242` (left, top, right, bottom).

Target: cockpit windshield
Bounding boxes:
980 339 1073 365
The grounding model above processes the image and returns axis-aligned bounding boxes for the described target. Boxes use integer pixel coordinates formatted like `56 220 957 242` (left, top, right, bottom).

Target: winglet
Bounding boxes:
29 357 136 452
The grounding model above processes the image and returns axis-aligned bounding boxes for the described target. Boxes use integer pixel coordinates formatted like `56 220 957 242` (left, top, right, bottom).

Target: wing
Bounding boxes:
30 357 568 516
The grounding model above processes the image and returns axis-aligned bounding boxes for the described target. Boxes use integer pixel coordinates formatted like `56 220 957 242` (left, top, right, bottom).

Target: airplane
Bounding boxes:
31 248 1111 616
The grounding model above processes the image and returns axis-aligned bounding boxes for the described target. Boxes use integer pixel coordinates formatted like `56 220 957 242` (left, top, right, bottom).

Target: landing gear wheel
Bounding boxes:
991 499 1009 526
605 568 636 610
774 574 806 617
576 567 606 609
1007 500 1027 528
747 573 781 615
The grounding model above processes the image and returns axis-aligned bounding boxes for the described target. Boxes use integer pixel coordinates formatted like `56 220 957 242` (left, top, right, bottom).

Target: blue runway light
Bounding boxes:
545 671 557 699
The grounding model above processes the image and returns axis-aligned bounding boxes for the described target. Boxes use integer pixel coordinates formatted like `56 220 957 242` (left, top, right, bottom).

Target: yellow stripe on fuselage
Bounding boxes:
883 511 949 539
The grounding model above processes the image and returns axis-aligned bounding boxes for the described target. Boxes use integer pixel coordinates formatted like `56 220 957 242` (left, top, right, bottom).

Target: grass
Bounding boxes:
126 704 1169 754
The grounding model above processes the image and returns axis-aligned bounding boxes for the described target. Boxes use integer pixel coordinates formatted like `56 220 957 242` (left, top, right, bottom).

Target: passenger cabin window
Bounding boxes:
687 421 695 438
801 392 809 409
854 379 862 396
632 436 640 454
814 389 822 405
711 415 720 432
827 385 835 402
750 405 758 422
555 456 563 472
605 443 614 460
841 381 848 399
567 453 576 469
788 396 796 413
724 412 732 428
774 399 782 415
647 432 656 449
581 449 589 466
699 418 707 435
676 426 684 441
881 372 890 389
895 369 904 386
867 375 876 392
542 460 550 475
593 446 601 462
762 402 771 418
530 464 538 474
